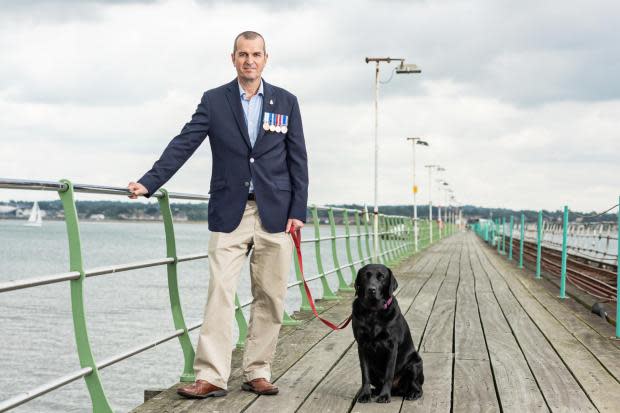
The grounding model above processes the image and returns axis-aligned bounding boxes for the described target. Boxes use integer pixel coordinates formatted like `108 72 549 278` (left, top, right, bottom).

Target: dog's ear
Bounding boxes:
355 268 364 297
388 267 398 296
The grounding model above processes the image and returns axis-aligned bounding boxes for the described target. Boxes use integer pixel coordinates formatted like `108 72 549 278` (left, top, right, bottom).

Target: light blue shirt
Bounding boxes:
239 80 264 193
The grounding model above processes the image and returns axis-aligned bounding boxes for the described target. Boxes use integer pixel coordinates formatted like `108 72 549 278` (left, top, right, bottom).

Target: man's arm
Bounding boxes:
134 92 210 198
285 97 309 223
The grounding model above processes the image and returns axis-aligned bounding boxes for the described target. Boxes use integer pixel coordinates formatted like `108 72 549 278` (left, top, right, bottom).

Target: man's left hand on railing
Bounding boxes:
286 218 304 233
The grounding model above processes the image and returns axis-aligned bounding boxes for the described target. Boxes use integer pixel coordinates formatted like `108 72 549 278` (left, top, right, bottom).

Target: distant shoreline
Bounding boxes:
0 217 209 224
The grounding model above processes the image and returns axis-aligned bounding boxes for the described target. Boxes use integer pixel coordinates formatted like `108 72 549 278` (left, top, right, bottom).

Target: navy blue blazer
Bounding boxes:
138 78 308 233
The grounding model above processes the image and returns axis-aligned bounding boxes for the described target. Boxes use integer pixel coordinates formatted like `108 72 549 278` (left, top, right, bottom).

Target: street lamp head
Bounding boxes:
396 62 421 74
407 137 429 146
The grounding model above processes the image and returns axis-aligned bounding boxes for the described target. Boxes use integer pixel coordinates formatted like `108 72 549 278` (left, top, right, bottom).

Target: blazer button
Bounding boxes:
244 181 250 187
249 157 255 163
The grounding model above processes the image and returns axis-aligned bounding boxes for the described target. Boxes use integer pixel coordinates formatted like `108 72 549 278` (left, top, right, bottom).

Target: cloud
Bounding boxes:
0 0 619 213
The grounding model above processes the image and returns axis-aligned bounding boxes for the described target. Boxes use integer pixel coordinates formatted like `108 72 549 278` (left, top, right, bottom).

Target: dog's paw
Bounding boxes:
404 389 423 400
376 393 391 403
357 391 372 403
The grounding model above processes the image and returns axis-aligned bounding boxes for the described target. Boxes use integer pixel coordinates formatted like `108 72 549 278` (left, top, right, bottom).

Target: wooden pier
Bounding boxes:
133 232 620 413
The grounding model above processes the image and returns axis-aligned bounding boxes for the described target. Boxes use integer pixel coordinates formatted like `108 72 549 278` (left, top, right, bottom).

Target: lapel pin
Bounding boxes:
269 99 273 105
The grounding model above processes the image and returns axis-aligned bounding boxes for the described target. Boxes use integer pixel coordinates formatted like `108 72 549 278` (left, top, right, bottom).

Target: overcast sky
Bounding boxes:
1 0 618 212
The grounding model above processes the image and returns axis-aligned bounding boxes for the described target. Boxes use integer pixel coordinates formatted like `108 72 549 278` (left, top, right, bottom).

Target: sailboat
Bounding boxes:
25 201 43 227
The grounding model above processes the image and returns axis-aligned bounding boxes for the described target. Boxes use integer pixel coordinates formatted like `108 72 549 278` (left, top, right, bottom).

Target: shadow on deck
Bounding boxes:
132 232 620 413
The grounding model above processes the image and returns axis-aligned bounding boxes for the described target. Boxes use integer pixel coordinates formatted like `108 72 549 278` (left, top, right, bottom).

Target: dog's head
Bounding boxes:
354 264 398 310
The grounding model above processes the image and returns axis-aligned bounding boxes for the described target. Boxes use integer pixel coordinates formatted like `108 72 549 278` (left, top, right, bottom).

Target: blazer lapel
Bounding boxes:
254 80 274 149
225 79 252 150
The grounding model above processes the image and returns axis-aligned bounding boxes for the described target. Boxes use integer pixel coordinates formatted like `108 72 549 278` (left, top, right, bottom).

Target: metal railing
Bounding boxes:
470 198 620 339
0 178 456 412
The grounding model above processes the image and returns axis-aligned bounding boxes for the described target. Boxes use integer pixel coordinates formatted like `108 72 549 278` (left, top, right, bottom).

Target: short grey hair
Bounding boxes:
233 31 266 54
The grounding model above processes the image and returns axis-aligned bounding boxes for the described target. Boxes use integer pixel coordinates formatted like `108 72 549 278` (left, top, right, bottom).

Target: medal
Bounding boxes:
275 114 281 133
281 115 288 134
269 112 276 131
262 112 269 131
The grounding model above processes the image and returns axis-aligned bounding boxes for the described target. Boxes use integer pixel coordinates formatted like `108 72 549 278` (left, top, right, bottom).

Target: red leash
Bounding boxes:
290 226 352 330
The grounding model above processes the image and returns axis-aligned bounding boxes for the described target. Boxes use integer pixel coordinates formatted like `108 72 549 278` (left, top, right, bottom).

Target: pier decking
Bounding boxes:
133 232 620 413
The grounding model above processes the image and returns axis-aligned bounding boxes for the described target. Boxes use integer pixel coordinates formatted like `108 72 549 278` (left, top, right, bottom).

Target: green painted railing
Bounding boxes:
0 178 457 412
470 199 620 339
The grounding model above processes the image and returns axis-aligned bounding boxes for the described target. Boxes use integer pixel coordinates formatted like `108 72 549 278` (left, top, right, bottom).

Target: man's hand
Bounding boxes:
127 182 149 199
286 218 304 233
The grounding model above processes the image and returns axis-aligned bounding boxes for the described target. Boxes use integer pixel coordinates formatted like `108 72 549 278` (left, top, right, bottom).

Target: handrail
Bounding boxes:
0 254 209 291
0 271 81 293
0 368 93 412
0 177 456 412
0 178 209 201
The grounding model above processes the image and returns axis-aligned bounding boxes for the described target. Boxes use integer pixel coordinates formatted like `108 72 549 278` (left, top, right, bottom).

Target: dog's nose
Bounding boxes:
368 287 376 295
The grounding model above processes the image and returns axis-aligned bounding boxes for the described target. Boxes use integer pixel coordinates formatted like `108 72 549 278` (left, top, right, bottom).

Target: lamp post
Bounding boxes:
425 164 439 244
365 57 421 261
436 166 446 233
437 180 449 238
407 137 429 252
447 190 454 234
436 179 443 238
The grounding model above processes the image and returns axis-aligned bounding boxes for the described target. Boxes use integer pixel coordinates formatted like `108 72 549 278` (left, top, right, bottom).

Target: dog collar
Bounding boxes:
383 296 393 310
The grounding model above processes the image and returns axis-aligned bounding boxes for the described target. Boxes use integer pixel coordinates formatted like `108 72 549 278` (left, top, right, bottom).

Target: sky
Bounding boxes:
0 0 619 212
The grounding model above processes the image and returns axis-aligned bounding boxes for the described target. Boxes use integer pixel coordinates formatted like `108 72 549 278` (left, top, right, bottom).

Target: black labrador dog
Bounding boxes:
352 264 424 403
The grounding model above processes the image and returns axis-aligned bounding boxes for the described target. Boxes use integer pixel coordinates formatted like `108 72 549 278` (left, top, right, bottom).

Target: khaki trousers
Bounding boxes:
194 200 293 389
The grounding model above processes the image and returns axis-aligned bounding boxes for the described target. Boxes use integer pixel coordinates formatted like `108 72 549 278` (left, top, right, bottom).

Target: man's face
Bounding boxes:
231 37 268 83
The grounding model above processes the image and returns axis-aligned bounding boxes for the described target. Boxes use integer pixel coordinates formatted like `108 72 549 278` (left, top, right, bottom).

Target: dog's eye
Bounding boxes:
377 273 383 279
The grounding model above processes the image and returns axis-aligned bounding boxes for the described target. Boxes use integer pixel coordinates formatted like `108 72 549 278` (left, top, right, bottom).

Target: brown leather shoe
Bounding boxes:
177 380 228 399
241 378 279 395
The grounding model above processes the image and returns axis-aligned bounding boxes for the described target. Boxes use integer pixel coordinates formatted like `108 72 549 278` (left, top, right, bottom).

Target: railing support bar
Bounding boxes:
157 188 196 381
58 179 113 413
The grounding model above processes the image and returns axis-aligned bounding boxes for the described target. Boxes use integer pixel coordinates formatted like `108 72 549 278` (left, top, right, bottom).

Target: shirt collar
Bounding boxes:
238 79 264 99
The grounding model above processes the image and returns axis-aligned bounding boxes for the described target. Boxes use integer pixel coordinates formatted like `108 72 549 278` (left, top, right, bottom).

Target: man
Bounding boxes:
127 31 308 398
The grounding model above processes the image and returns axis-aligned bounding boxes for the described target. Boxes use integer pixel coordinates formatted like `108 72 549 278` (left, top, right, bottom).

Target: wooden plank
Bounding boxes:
470 240 549 412
472 237 596 412
419 241 462 354
454 241 488 360
407 249 455 349
453 359 500 413
297 345 360 413
468 238 493 294
475 238 620 412
476 294 548 412
452 240 500 412
400 353 452 413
